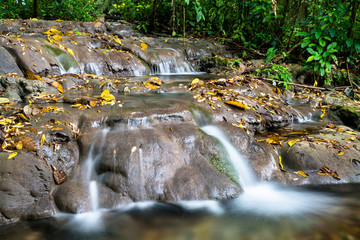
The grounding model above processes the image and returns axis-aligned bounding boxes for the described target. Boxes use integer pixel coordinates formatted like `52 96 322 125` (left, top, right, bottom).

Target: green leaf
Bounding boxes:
314 64 319 72
323 36 331 41
327 42 337 50
296 32 309 37
346 39 353 48
331 54 338 65
320 67 325 76
315 30 322 39
314 54 322 60
306 56 315 62
321 24 328 30
329 28 336 38
316 45 323 54
301 40 311 48
307 48 317 55
319 38 326 47
326 62 331 72
355 43 360 53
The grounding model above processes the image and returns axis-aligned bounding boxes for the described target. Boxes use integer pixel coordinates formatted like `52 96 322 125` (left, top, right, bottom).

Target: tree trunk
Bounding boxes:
172 0 176 36
150 0 157 31
347 0 359 39
33 0 40 18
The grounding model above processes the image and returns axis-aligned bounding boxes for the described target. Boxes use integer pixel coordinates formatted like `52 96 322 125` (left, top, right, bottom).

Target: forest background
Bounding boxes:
1 0 359 87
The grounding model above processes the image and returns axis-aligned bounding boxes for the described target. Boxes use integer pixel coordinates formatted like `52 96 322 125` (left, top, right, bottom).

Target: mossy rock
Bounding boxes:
330 105 360 130
209 154 239 185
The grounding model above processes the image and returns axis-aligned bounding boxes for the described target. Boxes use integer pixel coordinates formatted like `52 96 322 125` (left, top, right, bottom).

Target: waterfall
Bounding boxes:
201 125 257 191
84 128 110 211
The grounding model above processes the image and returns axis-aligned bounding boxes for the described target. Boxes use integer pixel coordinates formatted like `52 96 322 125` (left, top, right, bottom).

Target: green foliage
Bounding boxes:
296 2 360 85
266 47 277 63
262 64 293 89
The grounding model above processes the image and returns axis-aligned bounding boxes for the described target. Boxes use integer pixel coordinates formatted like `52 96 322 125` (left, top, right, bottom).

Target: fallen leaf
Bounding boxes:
43 28 62 35
114 38 122 45
67 48 75 57
89 100 97 107
101 90 115 102
337 151 344 156
297 171 308 177
141 43 148 50
51 81 64 93
26 69 42 80
191 78 200 85
278 156 286 172
225 100 251 110
53 169 67 184
7 152 18 159
41 134 46 147
52 35 62 41
144 82 159 89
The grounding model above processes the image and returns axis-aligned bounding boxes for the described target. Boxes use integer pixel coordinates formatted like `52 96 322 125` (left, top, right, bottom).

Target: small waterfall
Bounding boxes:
42 45 80 75
201 125 257 191
84 128 110 211
149 48 194 75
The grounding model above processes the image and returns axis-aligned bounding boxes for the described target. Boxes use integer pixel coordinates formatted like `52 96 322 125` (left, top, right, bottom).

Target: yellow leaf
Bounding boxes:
345 131 358 135
225 100 251 109
131 146 137 153
51 81 64 93
287 139 299 151
337 151 344 156
141 43 148 50
52 35 62 41
26 69 42 80
297 171 308 177
278 156 286 172
67 48 75 57
43 28 62 35
114 38 122 45
320 109 327 118
191 78 200 85
101 90 115 101
71 103 82 108
41 134 46 147
144 82 159 89
89 100 97 107
16 141 23 150
7 152 18 159
0 118 13 125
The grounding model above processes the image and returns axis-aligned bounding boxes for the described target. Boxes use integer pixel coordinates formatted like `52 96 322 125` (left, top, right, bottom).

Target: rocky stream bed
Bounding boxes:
0 20 360 227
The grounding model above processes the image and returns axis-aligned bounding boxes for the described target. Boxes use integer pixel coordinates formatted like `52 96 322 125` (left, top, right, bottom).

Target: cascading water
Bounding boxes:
149 48 194 75
201 125 257 191
200 124 336 216
84 128 110 211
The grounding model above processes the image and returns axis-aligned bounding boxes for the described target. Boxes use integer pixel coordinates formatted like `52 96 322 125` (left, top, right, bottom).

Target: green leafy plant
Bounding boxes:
262 64 293 89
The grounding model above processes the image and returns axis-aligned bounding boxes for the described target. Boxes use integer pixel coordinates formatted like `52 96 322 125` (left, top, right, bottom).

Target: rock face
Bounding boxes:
281 125 360 185
0 151 54 225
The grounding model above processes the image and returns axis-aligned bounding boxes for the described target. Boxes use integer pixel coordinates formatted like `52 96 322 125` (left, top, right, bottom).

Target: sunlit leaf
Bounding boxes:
7 152 17 159
43 28 62 35
114 38 122 45
101 90 115 102
52 35 62 41
51 81 64 93
144 82 159 89
141 43 148 50
67 48 75 57
345 131 357 135
337 151 344 156
16 141 23 150
225 100 251 109
278 156 286 172
89 100 97 107
191 78 200 85
320 109 327 118
41 134 46 147
297 170 308 177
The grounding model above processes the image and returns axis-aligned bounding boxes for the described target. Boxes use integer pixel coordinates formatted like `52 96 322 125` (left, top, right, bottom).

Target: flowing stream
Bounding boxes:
0 74 359 240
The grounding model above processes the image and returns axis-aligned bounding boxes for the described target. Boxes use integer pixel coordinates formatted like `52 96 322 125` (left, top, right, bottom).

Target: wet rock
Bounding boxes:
0 46 23 76
0 151 54 225
53 180 91 213
280 126 360 184
327 105 360 131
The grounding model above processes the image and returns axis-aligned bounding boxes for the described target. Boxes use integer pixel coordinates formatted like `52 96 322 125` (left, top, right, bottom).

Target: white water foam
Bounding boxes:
201 125 258 191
